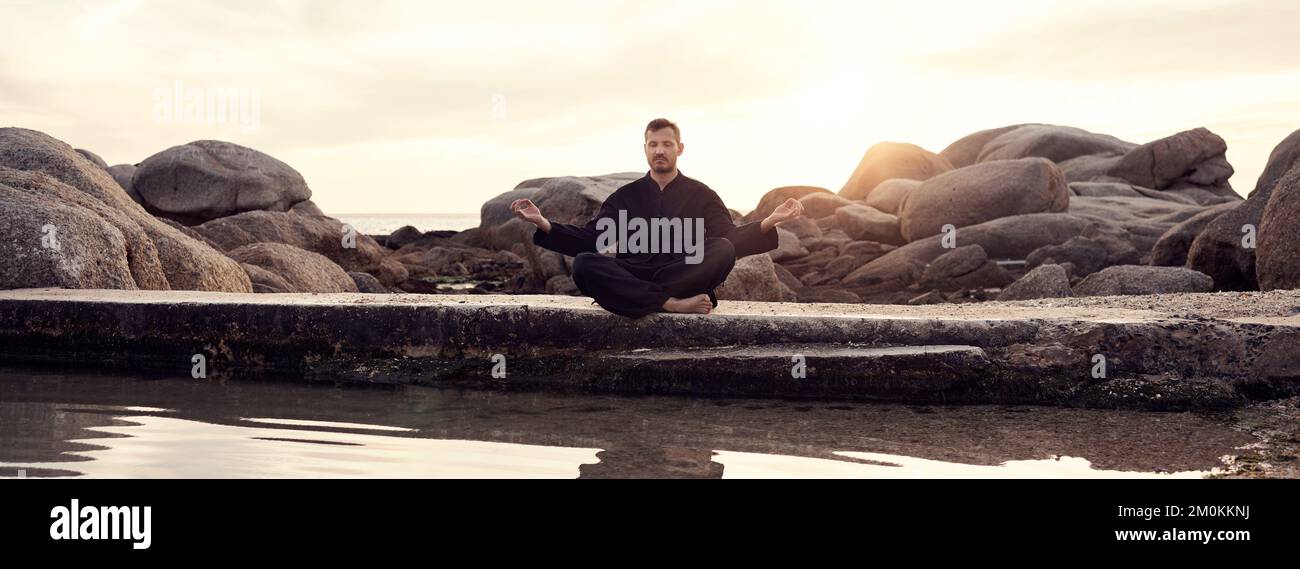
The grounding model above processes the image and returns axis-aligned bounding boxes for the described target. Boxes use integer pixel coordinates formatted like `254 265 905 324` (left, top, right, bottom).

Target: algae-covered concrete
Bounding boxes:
2 287 1300 409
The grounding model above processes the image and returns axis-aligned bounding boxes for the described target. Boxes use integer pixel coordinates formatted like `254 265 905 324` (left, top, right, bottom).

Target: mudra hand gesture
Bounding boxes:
761 197 805 231
510 198 551 233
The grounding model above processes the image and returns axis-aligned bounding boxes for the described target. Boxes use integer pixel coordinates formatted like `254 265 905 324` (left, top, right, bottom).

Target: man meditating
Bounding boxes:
510 118 805 318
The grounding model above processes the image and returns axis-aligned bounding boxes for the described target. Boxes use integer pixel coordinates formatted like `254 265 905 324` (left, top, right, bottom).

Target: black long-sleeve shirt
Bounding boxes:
532 170 778 268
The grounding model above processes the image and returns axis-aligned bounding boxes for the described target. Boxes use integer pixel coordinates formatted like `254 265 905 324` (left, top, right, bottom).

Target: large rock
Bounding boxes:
132 140 313 224
478 172 640 250
1072 265 1213 297
862 178 919 214
1250 129 1300 198
386 225 424 250
938 124 1032 168
228 242 358 293
796 287 861 304
75 148 109 170
1257 165 1300 290
922 245 987 282
1069 182 1195 204
975 125 1136 164
897 157 1069 242
288 199 324 216
0 182 137 289
1066 195 1204 258
192 210 407 285
769 228 809 262
918 244 1012 290
776 215 822 241
239 262 294 293
1107 128 1233 194
395 245 525 279
1057 153 1123 184
1187 130 1300 291
716 254 798 302
838 142 951 201
1026 236 1112 276
744 186 829 223
841 213 1116 294
1149 202 1236 267
106 164 140 202
0 166 168 289
997 264 1072 301
799 192 856 219
0 128 252 292
832 204 903 245
798 253 877 286
348 271 388 293
1186 200 1260 291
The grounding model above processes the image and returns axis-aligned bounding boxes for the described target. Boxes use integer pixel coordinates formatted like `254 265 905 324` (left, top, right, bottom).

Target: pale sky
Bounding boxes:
3 0 1298 214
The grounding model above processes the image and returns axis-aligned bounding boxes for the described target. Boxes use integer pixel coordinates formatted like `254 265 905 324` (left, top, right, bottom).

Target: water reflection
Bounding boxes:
0 366 1247 478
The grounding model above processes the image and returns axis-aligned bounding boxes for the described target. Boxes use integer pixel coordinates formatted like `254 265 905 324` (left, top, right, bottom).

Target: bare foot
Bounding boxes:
662 294 713 314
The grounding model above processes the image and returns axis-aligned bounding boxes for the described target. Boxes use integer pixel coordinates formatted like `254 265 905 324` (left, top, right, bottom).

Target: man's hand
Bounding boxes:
760 197 805 232
510 198 552 233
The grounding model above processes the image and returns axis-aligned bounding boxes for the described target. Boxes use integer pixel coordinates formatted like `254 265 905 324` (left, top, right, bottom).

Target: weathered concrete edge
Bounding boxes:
1 289 1298 408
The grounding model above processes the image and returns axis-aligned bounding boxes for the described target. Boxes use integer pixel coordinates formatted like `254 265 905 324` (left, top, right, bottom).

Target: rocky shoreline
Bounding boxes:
4 124 1300 409
5 124 1300 308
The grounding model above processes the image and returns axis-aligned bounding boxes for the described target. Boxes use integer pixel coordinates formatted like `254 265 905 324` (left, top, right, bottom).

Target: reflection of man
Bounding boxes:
511 118 804 318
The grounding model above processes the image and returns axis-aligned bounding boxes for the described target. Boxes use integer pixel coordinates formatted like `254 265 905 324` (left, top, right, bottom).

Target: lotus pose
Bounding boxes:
511 118 804 318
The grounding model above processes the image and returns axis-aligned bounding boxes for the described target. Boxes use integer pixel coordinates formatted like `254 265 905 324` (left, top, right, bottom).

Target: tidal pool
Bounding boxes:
0 365 1252 478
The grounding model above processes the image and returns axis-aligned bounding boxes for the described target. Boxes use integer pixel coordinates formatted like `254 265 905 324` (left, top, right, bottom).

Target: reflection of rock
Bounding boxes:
578 446 723 479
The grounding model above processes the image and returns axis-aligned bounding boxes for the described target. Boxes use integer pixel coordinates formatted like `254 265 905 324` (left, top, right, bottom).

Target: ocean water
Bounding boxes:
333 213 480 235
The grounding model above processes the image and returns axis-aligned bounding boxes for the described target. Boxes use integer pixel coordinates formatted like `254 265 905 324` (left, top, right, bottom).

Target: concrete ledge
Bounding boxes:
2 288 1300 408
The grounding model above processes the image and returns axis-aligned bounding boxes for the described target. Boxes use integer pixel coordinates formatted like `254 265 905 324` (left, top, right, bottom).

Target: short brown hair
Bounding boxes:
645 118 680 142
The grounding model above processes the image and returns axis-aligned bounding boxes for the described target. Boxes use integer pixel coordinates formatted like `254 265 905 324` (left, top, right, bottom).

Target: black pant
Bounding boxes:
570 238 738 318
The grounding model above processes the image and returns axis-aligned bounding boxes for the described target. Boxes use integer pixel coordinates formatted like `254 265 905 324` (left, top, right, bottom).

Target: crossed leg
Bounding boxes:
570 238 738 318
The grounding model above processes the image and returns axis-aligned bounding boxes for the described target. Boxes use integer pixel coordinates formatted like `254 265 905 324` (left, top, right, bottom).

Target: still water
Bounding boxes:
0 366 1252 479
